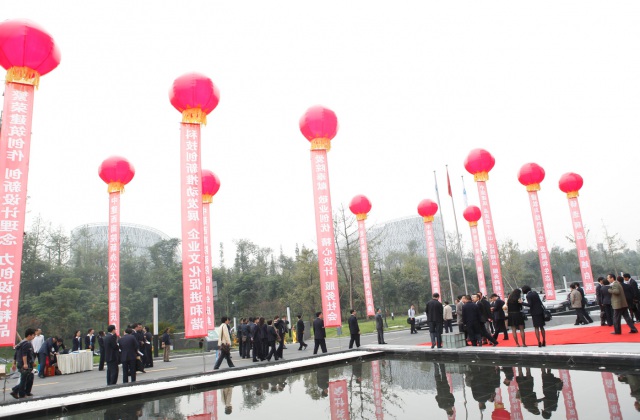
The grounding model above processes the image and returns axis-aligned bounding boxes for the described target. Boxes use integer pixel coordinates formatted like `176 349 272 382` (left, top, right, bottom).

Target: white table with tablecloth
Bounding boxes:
57 351 93 374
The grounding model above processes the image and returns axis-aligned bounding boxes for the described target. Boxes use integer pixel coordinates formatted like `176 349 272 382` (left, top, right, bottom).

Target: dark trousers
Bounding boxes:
106 361 119 385
99 349 105 371
13 369 33 397
579 307 593 323
479 323 497 345
37 352 47 376
376 329 385 344
349 334 360 349
410 319 416 333
266 341 278 361
613 308 638 334
144 344 153 367
466 323 482 346
603 304 614 325
297 333 306 349
627 301 640 321
492 319 509 340
428 321 443 347
444 320 453 333
214 349 235 369
252 340 262 361
122 360 136 383
313 338 327 354
276 339 285 358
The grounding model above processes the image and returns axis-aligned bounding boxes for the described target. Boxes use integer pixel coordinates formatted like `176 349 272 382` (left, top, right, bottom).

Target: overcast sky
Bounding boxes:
3 1 640 267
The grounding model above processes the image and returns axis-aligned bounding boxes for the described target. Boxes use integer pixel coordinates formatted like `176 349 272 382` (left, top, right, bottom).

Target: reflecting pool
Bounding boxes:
41 356 640 419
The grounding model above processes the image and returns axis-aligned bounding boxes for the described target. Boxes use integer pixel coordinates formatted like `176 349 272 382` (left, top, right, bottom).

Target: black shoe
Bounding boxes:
611 332 621 335
630 330 638 333
10 391 19 399
25 393 33 397
492 342 498 347
304 345 308 350
38 374 45 378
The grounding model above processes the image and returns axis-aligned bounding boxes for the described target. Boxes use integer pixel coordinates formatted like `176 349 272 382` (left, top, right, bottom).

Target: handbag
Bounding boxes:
407 317 412 324
220 343 231 353
544 309 552 322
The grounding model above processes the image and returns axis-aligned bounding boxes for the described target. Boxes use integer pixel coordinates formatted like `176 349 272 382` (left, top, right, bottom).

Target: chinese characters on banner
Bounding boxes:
180 123 206 338
108 192 121 331
559 370 579 420
528 191 556 300
202 203 214 330
329 379 350 420
0 83 34 346
423 221 441 296
476 181 504 298
601 372 622 420
357 219 375 316
371 360 384 420
469 223 487 296
507 368 524 420
567 197 595 293
310 150 341 327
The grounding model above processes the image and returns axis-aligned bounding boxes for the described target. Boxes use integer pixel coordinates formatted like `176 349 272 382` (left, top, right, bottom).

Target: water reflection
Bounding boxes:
40 357 640 419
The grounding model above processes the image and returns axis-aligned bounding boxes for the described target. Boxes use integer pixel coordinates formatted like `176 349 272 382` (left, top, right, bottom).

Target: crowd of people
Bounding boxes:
590 273 640 334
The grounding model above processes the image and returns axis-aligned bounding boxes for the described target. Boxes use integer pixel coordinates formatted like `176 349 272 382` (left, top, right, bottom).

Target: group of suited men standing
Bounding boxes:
102 323 153 386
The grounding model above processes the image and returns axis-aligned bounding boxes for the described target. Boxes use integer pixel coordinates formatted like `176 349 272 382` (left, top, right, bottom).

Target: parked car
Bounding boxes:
414 304 457 330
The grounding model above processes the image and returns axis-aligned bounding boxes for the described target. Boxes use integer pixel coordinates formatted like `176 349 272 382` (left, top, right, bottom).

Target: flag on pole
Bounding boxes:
461 175 469 208
447 168 453 197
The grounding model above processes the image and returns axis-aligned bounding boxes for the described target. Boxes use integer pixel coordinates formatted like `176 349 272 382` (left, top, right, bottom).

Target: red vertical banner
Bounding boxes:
202 203 214 330
329 379 350 420
567 197 595 294
446 372 456 420
180 123 206 338
0 83 34 346
423 221 441 296
108 192 121 331
310 150 341 327
203 389 217 420
508 368 524 420
469 224 487 296
528 191 556 300
357 219 375 316
476 181 504 298
559 370 579 420
371 360 384 420
601 372 622 420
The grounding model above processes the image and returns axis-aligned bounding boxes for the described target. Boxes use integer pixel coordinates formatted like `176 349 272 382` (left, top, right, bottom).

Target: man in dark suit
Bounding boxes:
461 295 483 346
472 294 499 346
490 293 508 341
296 315 307 350
375 308 386 344
104 325 120 385
312 312 327 354
476 292 494 341
426 293 444 349
119 327 139 383
623 273 640 321
274 316 286 359
348 309 360 349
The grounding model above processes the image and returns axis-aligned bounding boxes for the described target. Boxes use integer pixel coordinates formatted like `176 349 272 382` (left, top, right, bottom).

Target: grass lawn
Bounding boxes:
325 316 409 339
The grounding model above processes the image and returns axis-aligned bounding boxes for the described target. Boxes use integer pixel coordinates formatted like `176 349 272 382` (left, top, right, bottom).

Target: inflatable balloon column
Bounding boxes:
98 157 135 332
300 105 342 327
518 163 556 300
464 149 504 298
463 205 487 296
0 20 60 347
169 73 220 338
201 169 220 330
558 173 595 294
418 199 441 297
349 195 375 316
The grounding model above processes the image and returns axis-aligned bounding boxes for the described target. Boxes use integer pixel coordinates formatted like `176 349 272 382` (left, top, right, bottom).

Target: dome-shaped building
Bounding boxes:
71 222 172 258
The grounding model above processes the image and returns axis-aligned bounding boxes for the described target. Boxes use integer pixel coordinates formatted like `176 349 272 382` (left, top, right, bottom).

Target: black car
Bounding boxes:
414 305 457 330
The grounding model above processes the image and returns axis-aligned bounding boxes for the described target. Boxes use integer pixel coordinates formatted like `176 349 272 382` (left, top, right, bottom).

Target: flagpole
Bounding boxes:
434 171 455 303
448 165 469 295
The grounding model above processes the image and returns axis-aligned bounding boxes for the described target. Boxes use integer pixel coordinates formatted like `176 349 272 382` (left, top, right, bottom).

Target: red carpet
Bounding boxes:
419 325 640 347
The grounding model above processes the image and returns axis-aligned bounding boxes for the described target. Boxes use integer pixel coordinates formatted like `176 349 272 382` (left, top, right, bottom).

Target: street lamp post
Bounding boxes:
153 294 159 357
374 266 388 328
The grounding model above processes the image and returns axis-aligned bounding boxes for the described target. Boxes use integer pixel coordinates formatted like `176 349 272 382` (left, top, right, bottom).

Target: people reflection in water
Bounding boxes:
103 402 144 420
433 363 455 416
317 367 329 398
516 367 540 415
501 366 515 386
618 373 640 412
540 368 563 418
467 365 499 411
352 362 363 384
222 386 233 415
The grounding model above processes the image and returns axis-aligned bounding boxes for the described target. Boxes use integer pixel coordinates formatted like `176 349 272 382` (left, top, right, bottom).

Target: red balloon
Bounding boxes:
98 156 135 185
517 162 545 186
349 195 372 215
202 169 221 197
463 205 481 223
417 199 438 217
169 72 220 115
558 172 583 193
0 19 60 76
464 148 495 175
299 105 338 141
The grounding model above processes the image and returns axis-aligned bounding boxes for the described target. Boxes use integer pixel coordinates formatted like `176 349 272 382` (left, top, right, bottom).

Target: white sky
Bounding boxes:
3 1 640 266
